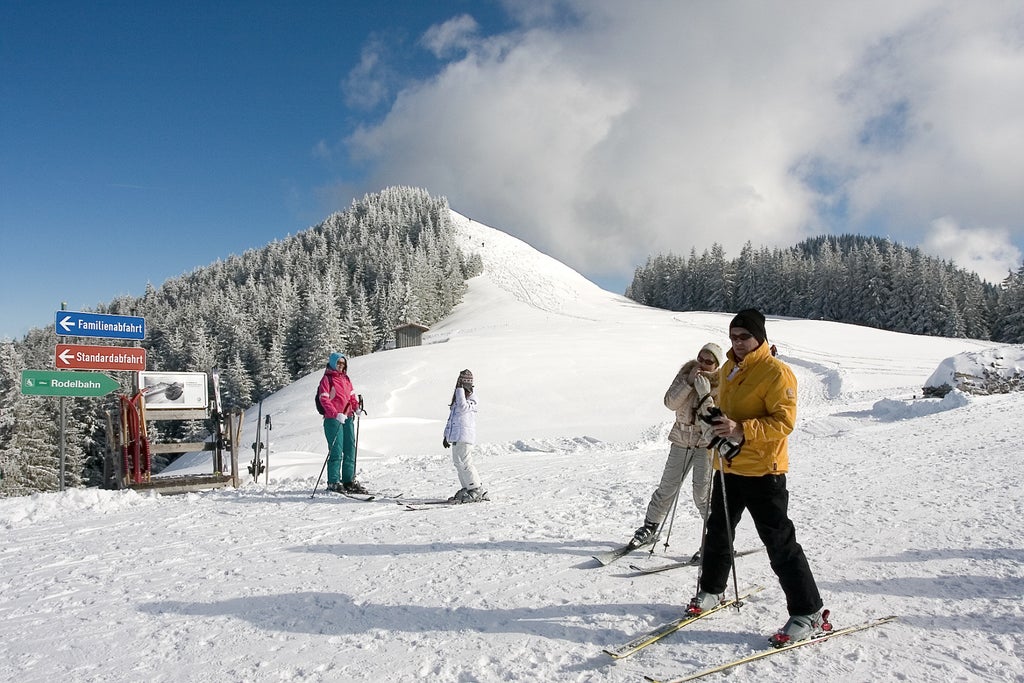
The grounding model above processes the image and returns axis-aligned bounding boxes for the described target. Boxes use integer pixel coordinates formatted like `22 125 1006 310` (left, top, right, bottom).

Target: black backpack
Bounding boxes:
315 390 325 415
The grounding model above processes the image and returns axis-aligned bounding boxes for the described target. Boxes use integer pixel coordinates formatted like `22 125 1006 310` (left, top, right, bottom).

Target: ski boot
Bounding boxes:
631 520 659 547
449 487 488 503
685 591 723 617
769 609 831 647
343 481 369 494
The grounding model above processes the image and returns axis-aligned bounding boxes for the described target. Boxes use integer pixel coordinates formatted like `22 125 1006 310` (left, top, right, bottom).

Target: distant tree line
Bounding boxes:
0 187 482 495
626 235 1024 343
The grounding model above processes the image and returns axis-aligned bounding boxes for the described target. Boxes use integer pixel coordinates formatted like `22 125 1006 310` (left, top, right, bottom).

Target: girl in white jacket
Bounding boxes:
443 369 487 502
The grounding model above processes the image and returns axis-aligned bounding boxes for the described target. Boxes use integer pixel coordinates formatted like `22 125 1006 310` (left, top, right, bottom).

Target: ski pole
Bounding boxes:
353 414 360 475
654 458 687 555
651 462 684 552
311 426 341 498
655 488 681 554
692 449 715 595
352 394 366 479
714 449 742 608
311 454 329 497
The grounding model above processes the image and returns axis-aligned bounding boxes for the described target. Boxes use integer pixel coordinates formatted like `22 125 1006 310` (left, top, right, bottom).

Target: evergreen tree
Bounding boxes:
256 337 292 399
4 395 61 494
222 351 256 410
851 241 889 329
0 342 24 496
809 239 843 321
994 264 1024 343
624 258 654 305
955 271 991 340
346 287 380 356
733 242 759 311
886 245 916 333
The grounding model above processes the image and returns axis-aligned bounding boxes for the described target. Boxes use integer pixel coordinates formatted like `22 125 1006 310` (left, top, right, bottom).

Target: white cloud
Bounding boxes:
922 217 1022 283
342 36 395 110
828 3 1024 246
342 0 1024 282
420 14 480 58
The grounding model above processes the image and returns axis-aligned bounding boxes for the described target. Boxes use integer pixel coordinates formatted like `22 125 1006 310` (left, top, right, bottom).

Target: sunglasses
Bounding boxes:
730 332 754 342
697 356 717 366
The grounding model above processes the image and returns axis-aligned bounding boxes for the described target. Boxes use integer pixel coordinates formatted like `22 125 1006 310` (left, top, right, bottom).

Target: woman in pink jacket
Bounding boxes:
318 352 366 494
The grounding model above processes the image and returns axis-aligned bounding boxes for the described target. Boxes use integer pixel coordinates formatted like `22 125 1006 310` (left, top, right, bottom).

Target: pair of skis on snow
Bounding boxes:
605 589 896 681
625 548 759 575
210 367 270 483
328 491 475 510
248 398 270 483
592 539 760 572
594 543 895 679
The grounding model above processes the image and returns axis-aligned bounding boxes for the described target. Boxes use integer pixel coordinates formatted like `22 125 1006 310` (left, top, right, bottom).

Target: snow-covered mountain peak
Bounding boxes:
450 210 617 316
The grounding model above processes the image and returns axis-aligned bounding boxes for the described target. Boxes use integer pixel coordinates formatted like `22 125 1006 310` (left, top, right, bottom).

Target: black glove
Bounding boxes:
443 438 451 449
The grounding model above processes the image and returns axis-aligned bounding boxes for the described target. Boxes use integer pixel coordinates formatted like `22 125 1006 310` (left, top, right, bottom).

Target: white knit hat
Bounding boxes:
700 342 725 366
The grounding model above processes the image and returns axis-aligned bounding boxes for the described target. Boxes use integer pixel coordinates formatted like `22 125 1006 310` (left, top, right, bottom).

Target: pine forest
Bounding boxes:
625 236 1024 344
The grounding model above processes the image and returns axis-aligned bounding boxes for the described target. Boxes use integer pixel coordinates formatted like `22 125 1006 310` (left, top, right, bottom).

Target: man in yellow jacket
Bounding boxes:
686 309 826 647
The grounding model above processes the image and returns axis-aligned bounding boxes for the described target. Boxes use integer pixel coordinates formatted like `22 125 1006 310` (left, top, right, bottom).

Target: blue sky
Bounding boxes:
1 1 510 339
3 1 1023 340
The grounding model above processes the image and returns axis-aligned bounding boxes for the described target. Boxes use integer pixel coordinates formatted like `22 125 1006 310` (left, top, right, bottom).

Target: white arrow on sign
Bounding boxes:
58 315 76 333
58 349 75 365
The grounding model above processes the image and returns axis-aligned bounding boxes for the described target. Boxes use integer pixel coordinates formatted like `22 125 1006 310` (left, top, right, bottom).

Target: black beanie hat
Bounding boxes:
730 308 767 344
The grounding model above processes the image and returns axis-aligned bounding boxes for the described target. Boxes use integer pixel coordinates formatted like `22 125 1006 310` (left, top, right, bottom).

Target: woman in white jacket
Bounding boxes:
631 342 725 556
443 369 487 503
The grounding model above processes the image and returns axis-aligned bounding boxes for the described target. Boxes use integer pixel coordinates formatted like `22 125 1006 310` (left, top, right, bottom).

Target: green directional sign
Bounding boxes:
21 370 121 397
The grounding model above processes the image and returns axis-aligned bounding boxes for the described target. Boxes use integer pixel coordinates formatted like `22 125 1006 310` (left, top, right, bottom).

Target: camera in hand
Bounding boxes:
698 407 742 461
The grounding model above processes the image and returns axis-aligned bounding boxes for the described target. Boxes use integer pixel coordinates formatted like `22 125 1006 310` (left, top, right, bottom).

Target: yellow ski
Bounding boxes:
645 614 898 682
602 587 764 659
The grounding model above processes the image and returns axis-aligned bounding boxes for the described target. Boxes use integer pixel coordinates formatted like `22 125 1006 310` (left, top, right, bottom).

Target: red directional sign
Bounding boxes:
55 344 146 372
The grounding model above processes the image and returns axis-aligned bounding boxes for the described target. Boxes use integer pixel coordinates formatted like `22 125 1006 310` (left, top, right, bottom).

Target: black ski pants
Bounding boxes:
699 471 823 616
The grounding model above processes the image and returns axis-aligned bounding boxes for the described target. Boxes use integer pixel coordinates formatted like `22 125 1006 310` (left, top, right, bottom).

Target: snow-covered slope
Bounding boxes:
164 211 1003 477
1 213 1020 683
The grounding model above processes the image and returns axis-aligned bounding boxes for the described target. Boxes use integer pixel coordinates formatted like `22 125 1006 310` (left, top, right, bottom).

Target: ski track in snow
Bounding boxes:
2 213 1021 682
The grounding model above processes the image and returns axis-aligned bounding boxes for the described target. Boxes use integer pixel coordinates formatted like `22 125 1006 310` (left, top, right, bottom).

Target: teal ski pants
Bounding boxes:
323 417 356 484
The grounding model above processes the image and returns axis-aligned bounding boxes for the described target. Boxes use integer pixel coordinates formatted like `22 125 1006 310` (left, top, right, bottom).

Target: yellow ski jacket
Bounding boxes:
715 341 797 476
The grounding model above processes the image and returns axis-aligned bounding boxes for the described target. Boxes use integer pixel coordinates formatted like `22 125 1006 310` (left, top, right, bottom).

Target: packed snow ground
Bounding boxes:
2 214 1022 683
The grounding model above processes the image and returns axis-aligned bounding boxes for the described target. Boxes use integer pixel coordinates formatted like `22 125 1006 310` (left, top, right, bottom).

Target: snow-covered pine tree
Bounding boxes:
222 351 256 410
994 264 1024 343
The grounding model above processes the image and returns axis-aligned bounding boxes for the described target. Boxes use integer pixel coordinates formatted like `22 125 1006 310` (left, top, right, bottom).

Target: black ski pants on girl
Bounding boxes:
699 472 823 617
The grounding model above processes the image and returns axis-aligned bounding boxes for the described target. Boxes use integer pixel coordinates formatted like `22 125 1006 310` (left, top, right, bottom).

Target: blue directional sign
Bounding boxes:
55 311 146 340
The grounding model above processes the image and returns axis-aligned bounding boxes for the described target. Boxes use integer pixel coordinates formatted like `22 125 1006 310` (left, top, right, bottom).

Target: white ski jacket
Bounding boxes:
443 388 478 444
664 359 720 448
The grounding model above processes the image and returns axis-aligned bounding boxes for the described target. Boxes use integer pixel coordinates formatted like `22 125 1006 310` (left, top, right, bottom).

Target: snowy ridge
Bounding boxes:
1 216 1021 683
450 211 612 316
